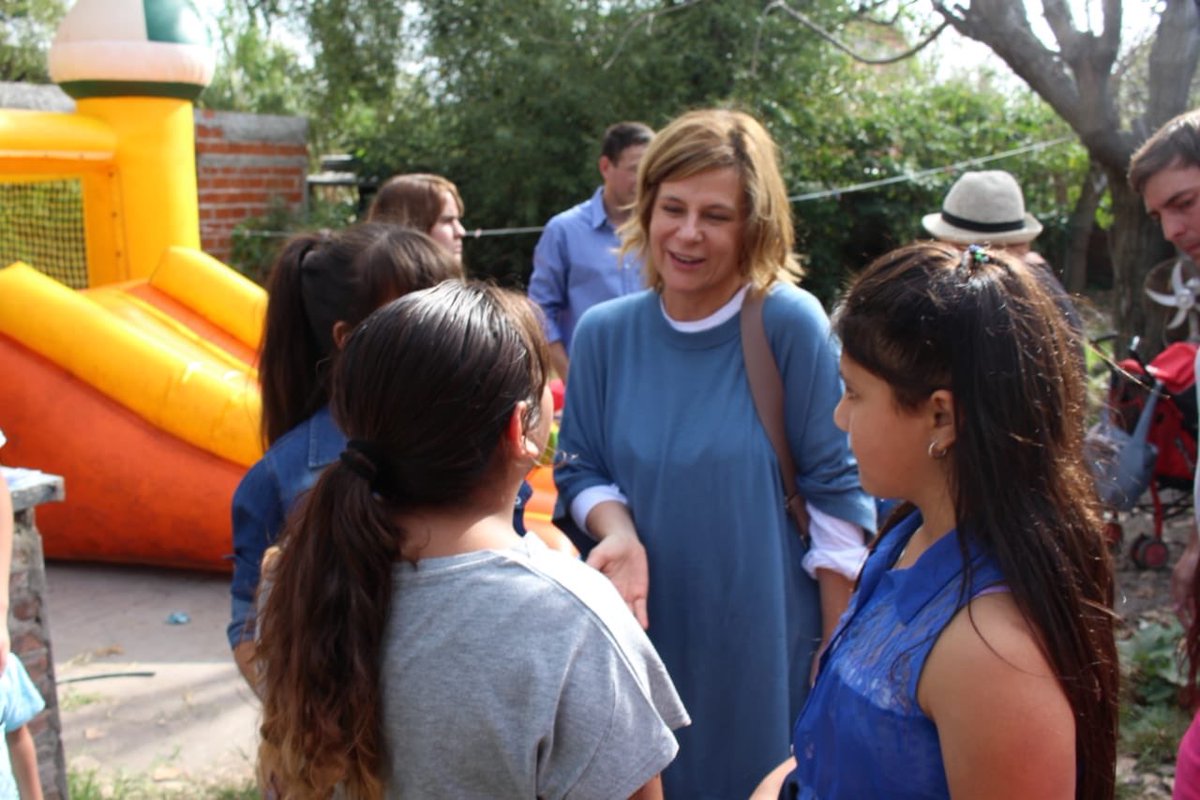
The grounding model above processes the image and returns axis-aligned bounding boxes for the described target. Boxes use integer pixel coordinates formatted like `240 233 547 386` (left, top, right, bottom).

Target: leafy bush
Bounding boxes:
228 196 357 284
1118 616 1192 769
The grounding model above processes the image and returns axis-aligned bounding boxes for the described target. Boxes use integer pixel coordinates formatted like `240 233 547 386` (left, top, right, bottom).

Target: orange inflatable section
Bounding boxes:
0 332 243 570
1 326 573 569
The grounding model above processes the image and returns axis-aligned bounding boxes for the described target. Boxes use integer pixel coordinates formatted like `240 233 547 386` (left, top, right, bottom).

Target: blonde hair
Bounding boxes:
621 108 802 292
367 173 463 233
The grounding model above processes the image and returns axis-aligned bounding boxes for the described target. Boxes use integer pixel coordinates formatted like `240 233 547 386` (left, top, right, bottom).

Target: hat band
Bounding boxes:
940 209 1026 234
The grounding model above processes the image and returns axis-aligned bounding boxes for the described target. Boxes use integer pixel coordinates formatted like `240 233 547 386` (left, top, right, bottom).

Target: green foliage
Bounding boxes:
200 3 312 117
200 0 414 159
68 768 259 799
59 687 104 711
1119 700 1192 771
334 0 1087 304
1118 616 1191 770
0 0 66 82
228 195 356 284
1120 616 1187 707
778 78 1088 304
4 0 1091 310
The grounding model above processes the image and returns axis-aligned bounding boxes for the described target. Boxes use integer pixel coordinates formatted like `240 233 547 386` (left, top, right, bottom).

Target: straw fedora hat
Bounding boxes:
922 170 1043 246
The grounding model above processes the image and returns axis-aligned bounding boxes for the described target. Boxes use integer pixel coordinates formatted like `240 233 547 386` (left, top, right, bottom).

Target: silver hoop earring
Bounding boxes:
928 440 948 460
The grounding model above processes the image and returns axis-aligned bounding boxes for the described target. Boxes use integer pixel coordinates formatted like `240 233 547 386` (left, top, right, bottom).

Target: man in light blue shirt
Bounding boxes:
528 121 653 383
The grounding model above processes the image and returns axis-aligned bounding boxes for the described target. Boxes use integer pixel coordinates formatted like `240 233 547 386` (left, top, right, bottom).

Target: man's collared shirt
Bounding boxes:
528 187 645 350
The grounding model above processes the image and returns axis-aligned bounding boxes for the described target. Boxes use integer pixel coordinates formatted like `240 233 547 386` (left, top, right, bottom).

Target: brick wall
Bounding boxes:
194 110 309 264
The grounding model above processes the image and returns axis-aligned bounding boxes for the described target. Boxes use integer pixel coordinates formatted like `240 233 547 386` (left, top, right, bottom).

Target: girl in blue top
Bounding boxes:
228 223 462 687
754 242 1118 799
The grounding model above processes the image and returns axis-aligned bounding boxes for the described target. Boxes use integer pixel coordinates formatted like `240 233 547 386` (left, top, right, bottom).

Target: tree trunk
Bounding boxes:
1063 162 1105 295
1104 168 1175 355
935 0 1199 354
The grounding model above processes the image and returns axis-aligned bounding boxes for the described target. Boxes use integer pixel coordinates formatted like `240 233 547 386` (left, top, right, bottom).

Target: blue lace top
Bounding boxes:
782 512 1005 799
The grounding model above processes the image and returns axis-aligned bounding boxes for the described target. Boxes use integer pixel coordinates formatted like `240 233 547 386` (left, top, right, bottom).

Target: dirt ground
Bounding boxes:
46 561 258 792
1106 487 1194 800
1113 500 1191 620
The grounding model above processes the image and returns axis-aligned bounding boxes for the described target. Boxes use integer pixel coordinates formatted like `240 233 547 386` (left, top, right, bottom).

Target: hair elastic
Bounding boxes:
960 244 991 271
340 439 383 483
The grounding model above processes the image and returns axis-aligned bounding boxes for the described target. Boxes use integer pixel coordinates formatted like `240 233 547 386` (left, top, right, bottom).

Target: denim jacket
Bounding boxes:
227 406 535 649
227 406 343 648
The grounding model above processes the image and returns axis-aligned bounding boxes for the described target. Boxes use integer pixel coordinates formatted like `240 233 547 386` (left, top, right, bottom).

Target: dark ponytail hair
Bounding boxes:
834 242 1118 800
258 222 461 445
256 282 549 798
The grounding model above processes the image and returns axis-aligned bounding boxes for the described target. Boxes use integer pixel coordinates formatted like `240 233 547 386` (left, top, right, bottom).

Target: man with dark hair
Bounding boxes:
1129 104 1200 798
1131 109 1200 265
1129 109 1200 629
528 121 653 383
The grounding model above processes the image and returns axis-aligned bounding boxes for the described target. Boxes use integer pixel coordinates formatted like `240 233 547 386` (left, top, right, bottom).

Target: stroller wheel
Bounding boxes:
1130 534 1171 570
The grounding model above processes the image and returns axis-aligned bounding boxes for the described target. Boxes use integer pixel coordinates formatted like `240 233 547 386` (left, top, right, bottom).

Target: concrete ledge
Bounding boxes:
2 468 65 513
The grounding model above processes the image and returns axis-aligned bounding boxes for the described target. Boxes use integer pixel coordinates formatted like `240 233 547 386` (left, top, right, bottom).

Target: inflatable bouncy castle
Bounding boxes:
0 0 566 569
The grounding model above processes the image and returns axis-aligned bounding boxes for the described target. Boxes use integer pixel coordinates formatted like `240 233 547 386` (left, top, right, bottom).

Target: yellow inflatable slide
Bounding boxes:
0 0 267 569
0 251 265 569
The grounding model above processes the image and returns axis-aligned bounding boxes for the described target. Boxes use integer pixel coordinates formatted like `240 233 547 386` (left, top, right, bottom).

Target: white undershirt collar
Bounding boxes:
659 284 751 332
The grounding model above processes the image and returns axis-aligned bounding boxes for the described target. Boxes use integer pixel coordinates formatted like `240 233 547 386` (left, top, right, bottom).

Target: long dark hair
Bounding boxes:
257 222 461 445
834 242 1118 799
256 282 550 798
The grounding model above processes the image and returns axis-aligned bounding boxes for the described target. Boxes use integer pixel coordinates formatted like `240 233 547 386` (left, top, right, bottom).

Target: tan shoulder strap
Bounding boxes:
741 288 809 539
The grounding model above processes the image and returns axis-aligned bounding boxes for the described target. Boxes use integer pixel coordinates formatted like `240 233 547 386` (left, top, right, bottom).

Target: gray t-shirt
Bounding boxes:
381 535 689 799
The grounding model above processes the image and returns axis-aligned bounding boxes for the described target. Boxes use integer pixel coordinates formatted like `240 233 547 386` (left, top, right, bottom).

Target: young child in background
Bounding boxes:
0 655 44 800
0 430 44 800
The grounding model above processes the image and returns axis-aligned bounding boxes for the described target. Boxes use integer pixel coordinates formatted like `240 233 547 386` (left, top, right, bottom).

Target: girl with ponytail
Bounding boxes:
228 223 461 686
256 282 688 799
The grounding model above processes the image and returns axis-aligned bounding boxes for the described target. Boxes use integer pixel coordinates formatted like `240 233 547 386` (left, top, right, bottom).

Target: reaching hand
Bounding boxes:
586 530 650 629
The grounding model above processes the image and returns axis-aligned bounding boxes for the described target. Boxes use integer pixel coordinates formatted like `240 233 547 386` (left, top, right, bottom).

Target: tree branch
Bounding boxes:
764 0 949 66
601 0 708 71
1099 0 1123 59
1041 0 1082 60
1143 0 1200 133
933 0 1130 169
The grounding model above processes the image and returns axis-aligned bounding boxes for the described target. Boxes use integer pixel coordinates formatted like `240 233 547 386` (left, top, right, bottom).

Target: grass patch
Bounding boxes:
69 769 259 799
59 688 105 712
1120 700 1192 770
1117 614 1192 791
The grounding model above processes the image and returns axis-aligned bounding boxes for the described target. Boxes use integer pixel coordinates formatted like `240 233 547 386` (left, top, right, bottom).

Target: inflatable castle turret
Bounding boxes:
49 0 215 284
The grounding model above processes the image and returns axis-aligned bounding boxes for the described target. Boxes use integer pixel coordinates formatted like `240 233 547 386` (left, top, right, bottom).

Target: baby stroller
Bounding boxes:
1086 337 1198 569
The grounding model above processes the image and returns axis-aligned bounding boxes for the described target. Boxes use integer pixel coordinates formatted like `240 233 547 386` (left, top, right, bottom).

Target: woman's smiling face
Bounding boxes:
649 166 745 321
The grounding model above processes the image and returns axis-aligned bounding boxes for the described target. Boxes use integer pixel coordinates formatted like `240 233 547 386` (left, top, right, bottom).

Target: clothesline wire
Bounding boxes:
215 135 1075 242
786 136 1073 203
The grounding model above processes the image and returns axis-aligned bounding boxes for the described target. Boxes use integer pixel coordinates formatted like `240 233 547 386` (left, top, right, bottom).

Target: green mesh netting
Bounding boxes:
0 179 88 289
